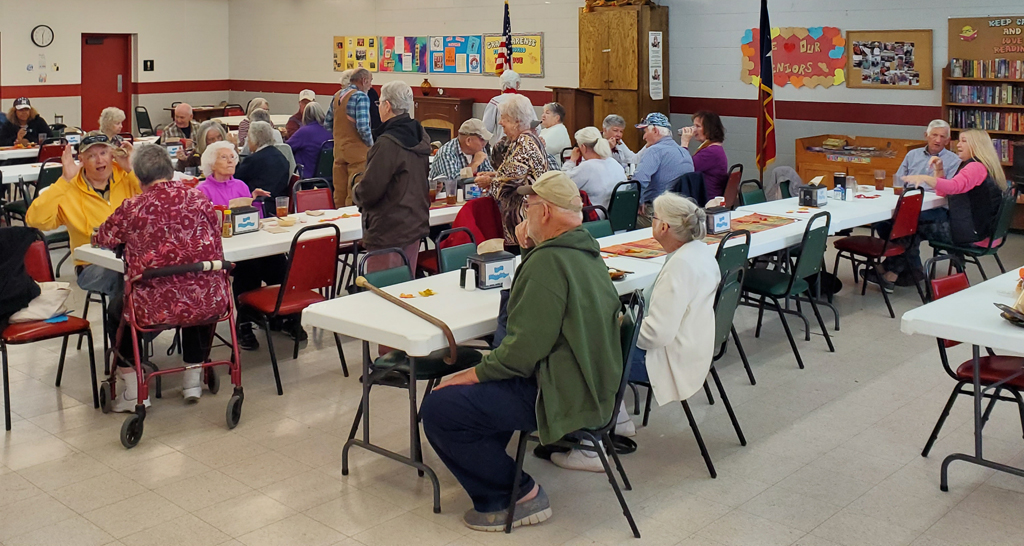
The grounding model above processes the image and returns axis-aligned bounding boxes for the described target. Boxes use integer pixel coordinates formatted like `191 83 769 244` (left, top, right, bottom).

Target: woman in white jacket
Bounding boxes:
550 192 720 473
561 126 627 209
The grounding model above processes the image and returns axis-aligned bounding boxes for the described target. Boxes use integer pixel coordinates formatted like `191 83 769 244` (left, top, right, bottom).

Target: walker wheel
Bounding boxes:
120 414 144 449
226 395 243 429
206 367 220 395
99 383 112 414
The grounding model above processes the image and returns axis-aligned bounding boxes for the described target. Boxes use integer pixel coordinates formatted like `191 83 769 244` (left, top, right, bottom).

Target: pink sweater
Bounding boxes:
934 162 1001 247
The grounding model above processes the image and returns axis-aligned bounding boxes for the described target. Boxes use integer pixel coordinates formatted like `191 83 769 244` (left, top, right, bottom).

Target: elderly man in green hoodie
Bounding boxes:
420 171 623 532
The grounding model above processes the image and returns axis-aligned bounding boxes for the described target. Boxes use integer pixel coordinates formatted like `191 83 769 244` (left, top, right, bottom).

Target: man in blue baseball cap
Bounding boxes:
632 112 693 227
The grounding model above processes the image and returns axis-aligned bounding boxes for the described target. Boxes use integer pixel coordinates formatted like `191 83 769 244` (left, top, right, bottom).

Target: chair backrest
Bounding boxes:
722 165 744 210
33 158 63 201
37 144 64 163
924 255 970 357
594 290 645 434
275 144 297 176
292 177 331 206
738 179 766 206
561 147 574 163
276 225 340 310
713 266 746 352
789 211 832 288
582 204 608 221
443 196 504 249
24 233 55 284
888 187 924 241
982 188 1019 251
583 219 614 239
294 188 333 213
357 248 413 288
779 180 791 200
436 228 479 274
224 104 245 117
315 140 335 181
608 180 641 232
714 229 751 277
171 101 182 108
135 106 153 135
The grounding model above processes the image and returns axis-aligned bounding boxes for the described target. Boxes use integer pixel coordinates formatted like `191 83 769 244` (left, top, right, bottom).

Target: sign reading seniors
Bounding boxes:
334 36 378 72
741 26 846 88
483 33 544 77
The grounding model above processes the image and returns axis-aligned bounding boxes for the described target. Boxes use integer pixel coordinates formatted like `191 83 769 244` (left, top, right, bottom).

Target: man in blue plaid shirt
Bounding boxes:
429 119 495 184
325 68 374 207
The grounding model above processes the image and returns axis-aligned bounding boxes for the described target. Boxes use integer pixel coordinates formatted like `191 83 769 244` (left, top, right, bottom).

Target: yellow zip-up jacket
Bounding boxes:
26 164 142 266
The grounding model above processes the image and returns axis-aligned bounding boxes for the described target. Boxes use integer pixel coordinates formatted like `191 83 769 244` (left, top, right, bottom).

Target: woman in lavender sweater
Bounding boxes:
287 101 332 179
679 110 729 200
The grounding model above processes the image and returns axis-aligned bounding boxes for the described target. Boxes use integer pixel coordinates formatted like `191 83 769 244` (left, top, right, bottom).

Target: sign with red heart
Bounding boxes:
741 26 847 88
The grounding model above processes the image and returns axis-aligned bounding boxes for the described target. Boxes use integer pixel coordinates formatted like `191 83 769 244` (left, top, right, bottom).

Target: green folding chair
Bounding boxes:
738 179 767 206
315 140 335 182
714 230 755 385
929 188 1017 280
743 212 834 369
607 180 640 232
436 228 478 274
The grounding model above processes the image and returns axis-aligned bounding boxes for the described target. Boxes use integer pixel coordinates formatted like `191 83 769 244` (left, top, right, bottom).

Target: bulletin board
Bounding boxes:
948 16 1024 60
428 36 483 74
334 36 379 72
741 27 846 88
379 36 429 73
846 30 933 89
483 33 545 77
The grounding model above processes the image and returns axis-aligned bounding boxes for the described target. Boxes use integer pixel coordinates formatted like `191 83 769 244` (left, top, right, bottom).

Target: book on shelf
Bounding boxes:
992 138 1017 164
947 107 1023 132
950 58 1024 79
948 83 1024 106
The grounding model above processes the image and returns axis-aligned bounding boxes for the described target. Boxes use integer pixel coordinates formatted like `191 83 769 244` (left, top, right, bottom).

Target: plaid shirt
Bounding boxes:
160 120 201 143
323 85 373 147
429 138 494 181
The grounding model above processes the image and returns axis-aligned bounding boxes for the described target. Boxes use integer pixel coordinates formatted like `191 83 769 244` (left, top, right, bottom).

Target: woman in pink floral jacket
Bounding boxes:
94 144 229 411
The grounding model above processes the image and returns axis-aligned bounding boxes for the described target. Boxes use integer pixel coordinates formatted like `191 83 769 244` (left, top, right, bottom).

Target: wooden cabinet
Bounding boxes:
794 134 926 189
412 96 474 142
579 5 668 151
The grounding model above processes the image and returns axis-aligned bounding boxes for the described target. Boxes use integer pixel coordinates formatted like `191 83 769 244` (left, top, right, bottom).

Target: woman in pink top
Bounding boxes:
196 141 269 206
904 129 1007 247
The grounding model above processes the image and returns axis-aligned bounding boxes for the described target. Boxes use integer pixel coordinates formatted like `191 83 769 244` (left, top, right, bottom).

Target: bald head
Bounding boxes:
173 103 193 128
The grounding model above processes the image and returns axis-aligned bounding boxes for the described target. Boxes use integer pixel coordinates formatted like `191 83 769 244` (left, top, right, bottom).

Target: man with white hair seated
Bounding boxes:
160 103 200 145
235 121 290 200
483 70 537 146
632 112 693 227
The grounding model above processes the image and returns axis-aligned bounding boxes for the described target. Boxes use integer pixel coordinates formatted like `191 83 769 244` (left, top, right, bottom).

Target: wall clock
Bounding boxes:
31 25 54 48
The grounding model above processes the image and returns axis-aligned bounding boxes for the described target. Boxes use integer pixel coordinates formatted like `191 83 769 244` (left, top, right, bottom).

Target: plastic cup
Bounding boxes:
445 178 458 205
874 169 886 191
276 196 289 217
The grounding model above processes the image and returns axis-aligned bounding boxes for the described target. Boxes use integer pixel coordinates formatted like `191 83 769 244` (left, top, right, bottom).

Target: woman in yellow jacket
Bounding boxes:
26 133 142 361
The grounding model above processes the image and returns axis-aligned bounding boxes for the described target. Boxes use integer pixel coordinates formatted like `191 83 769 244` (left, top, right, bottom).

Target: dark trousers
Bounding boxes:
420 377 539 513
878 208 951 275
629 348 648 383
232 255 287 323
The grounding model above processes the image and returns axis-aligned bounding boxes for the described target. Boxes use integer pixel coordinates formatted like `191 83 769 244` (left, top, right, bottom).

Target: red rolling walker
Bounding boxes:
100 260 243 449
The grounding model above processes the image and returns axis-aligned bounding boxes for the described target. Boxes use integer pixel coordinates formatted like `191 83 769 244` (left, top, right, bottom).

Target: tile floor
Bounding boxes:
3 238 1024 546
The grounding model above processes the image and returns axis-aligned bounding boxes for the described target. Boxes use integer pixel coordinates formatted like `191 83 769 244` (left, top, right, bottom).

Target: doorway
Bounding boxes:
81 34 131 132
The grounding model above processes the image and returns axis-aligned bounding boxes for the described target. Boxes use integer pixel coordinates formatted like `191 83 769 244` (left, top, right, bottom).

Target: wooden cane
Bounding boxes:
355 276 458 365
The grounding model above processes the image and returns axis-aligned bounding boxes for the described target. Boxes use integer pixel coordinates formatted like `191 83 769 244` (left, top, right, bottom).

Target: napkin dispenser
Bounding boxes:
799 176 828 208
706 206 731 235
466 251 515 290
230 206 261 235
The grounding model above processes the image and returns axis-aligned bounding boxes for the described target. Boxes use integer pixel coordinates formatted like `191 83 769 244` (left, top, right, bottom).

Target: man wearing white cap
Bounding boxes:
429 118 495 183
285 89 316 140
482 70 536 147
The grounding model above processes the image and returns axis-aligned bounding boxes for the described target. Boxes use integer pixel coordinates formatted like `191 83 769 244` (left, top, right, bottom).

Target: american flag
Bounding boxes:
496 0 512 75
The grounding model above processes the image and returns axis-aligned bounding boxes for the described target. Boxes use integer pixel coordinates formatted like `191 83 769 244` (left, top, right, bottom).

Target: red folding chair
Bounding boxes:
36 143 65 163
920 255 1024 458
831 187 925 318
722 164 744 210
2 231 98 431
238 224 347 395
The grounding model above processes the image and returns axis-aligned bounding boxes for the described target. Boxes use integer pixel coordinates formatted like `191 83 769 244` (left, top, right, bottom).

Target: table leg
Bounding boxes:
940 344 1024 491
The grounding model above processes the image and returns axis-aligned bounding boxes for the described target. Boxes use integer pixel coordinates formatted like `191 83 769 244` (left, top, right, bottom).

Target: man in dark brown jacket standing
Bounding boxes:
353 81 431 272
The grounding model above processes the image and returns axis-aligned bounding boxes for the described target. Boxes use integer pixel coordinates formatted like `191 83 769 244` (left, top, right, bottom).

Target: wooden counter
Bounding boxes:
795 134 926 188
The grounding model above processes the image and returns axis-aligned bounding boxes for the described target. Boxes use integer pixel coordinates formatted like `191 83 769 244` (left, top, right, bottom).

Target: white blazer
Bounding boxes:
637 239 721 405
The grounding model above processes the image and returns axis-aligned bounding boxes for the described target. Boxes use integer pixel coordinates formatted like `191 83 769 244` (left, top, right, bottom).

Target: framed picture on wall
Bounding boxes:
846 29 933 89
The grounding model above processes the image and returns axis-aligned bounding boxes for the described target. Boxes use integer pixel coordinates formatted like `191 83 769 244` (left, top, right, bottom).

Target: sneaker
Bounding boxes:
237 323 259 351
112 367 151 413
182 366 202 403
895 268 926 287
861 268 894 294
551 448 605 473
283 318 307 342
463 486 552 532
615 400 636 437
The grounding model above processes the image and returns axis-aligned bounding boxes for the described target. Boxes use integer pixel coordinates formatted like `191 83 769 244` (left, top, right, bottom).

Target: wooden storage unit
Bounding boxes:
412 96 474 142
795 134 926 188
579 4 668 152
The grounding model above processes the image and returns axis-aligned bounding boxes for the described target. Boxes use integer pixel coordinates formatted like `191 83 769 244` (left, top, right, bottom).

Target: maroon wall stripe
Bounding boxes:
1 84 82 99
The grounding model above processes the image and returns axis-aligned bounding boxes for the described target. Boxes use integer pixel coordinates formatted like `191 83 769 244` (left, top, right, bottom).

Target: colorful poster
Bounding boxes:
483 33 544 77
740 27 846 88
334 36 378 72
429 36 482 74
648 31 663 100
379 36 428 73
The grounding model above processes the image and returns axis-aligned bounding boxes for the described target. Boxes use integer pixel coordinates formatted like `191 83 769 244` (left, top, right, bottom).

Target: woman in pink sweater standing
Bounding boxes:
679 110 729 200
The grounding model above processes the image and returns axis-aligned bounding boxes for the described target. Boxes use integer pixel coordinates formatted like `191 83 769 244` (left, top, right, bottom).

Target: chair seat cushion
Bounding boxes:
743 268 809 297
3 201 27 215
372 346 483 380
239 286 326 316
2 316 91 344
930 240 994 257
834 235 905 258
956 355 1024 389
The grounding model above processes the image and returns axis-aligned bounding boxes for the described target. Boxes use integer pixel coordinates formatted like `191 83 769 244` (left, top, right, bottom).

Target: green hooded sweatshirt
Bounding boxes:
474 227 623 444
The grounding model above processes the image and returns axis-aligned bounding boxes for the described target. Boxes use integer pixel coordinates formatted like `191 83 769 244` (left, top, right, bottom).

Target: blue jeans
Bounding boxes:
420 377 538 513
77 265 124 349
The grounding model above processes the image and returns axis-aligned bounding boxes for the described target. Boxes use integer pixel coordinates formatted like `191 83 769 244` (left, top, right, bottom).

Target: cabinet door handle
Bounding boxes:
602 49 611 53
604 79 613 83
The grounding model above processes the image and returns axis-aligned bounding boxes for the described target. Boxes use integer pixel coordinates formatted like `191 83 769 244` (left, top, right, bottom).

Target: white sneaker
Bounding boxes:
182 367 202 403
112 368 151 413
550 444 605 473
615 401 637 437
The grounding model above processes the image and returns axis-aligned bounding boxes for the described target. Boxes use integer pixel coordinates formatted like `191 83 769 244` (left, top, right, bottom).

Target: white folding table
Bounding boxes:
0 147 40 162
902 270 1024 489
212 115 290 129
736 188 947 233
